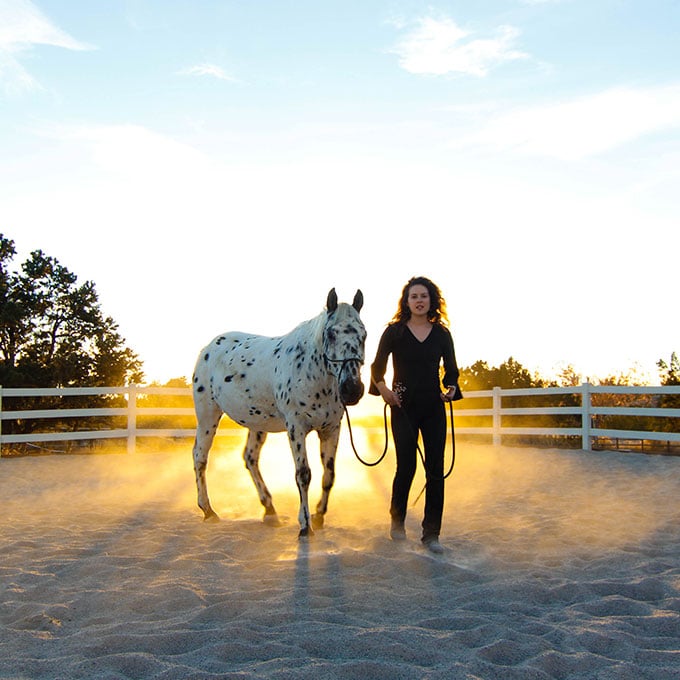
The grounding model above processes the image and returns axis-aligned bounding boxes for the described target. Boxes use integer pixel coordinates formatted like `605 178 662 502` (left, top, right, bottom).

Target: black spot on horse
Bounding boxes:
224 375 233 382
197 385 205 393
204 353 210 361
298 465 312 486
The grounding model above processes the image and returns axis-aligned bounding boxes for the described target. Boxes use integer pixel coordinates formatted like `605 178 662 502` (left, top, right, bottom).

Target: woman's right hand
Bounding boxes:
379 385 401 408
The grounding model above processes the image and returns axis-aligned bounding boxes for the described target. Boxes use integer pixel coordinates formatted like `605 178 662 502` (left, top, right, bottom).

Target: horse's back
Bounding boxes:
193 331 287 432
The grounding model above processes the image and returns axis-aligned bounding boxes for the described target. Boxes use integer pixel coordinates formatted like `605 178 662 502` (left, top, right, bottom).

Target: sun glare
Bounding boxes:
205 428 392 522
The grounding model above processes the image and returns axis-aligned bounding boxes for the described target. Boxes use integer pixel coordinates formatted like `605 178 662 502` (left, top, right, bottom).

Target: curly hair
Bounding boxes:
390 276 449 327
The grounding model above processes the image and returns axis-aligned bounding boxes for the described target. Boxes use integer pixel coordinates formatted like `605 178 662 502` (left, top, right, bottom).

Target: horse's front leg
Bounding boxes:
243 430 279 525
287 422 313 537
312 426 341 530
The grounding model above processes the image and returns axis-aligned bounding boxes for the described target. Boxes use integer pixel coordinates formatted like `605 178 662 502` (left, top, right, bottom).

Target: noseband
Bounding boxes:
323 353 363 374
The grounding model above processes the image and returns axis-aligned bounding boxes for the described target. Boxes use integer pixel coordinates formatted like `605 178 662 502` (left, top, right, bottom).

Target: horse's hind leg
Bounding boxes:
312 426 341 530
243 430 279 525
193 403 222 521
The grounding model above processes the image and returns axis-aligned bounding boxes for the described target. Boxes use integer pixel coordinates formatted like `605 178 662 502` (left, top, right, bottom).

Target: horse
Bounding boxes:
191 288 366 537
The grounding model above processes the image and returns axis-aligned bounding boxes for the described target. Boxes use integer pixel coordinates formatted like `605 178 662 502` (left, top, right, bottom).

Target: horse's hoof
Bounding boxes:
298 526 315 538
203 509 220 522
263 513 282 527
311 513 325 530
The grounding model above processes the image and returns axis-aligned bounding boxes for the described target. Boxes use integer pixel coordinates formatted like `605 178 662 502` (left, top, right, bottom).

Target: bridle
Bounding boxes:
323 353 364 374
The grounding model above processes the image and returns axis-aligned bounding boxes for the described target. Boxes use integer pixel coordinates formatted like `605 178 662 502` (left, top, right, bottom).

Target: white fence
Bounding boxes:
1 383 679 455
462 384 680 451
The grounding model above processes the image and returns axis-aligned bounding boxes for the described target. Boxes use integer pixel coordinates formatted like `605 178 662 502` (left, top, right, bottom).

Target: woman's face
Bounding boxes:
406 284 430 319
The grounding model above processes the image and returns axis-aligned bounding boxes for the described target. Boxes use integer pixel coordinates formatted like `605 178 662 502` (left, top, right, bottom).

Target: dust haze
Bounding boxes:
4 432 675 567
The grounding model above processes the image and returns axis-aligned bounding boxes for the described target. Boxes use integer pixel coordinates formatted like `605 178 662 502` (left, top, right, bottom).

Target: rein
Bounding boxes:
343 400 456 483
326 350 457 497
343 402 390 467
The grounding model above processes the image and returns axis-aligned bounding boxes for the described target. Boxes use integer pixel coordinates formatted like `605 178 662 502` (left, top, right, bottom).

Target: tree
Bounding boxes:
657 352 680 412
555 364 582 387
0 234 143 389
658 352 680 386
459 356 542 391
1 234 144 442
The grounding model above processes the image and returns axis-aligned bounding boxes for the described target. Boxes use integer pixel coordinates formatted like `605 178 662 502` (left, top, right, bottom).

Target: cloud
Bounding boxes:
451 84 680 160
391 15 528 77
178 62 238 82
0 0 93 94
0 0 92 51
0 51 37 93
51 123 217 188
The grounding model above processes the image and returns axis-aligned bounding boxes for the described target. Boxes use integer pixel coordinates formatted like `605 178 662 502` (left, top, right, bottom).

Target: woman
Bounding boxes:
369 276 462 554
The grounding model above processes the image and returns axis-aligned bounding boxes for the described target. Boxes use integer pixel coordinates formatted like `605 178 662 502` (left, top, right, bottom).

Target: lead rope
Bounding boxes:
411 400 456 506
343 400 456 504
343 402 390 466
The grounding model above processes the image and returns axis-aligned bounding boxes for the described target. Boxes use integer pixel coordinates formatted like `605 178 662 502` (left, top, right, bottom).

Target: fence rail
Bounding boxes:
1 383 679 455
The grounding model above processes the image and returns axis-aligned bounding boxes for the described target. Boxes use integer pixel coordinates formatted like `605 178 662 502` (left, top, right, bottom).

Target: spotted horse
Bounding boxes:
192 288 366 537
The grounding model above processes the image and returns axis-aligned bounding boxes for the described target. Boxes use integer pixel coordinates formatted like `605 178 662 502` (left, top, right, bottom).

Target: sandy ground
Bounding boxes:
2 434 680 679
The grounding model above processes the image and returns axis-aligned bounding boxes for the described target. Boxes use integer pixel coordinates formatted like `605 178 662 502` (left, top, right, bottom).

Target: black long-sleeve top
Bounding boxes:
369 322 460 398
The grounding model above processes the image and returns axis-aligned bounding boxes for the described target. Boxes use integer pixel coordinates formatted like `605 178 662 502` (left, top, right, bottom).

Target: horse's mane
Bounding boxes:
288 310 326 347
288 302 356 347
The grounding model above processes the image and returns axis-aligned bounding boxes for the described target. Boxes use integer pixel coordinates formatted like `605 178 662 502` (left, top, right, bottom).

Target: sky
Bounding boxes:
1 0 678 386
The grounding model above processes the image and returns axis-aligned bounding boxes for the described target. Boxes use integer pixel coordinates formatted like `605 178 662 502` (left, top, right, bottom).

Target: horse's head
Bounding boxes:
323 288 366 406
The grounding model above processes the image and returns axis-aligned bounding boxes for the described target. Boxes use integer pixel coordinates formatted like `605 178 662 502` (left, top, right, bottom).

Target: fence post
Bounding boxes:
581 381 592 451
127 385 137 454
492 386 501 447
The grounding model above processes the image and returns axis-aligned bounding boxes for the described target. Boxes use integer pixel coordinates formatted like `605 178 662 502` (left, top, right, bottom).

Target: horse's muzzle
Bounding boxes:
340 380 364 406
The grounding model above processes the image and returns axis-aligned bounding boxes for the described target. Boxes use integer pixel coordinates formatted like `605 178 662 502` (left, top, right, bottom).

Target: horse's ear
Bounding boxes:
326 288 338 313
352 289 364 312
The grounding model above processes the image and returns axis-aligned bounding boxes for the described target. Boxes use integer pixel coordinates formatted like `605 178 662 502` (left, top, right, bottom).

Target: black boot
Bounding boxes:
390 518 406 541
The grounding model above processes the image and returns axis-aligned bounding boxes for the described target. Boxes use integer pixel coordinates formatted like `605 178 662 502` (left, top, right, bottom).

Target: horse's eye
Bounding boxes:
326 329 336 343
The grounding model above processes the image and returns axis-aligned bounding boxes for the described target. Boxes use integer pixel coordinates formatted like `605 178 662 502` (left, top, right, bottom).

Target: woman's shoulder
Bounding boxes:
432 323 454 345
379 321 406 342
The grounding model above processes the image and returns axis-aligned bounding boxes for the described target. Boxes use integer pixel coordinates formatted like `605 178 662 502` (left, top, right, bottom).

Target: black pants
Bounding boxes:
390 395 446 540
